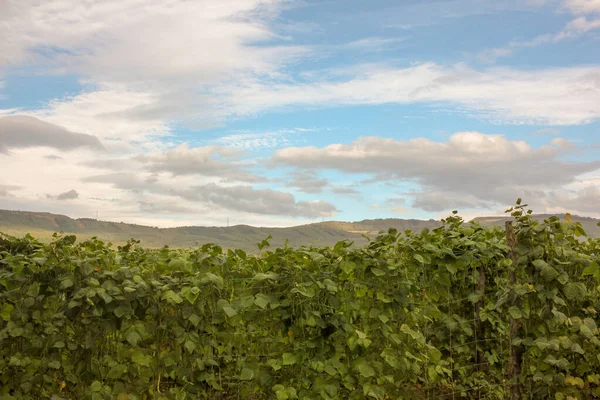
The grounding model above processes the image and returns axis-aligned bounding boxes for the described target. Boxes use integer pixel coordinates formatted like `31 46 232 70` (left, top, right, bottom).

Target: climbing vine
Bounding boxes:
0 201 599 399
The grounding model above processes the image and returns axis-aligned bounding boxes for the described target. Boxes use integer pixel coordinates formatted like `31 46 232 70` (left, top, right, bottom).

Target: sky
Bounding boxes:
0 0 599 228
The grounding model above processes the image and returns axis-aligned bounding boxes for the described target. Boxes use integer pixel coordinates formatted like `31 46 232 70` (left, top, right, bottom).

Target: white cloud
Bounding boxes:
0 0 295 71
47 189 79 201
136 143 263 182
215 128 311 150
477 0 600 63
29 88 172 144
344 37 408 52
84 172 337 219
0 184 20 197
0 0 307 130
0 116 336 225
564 0 600 14
0 115 104 153
285 170 329 193
273 131 600 214
228 63 600 126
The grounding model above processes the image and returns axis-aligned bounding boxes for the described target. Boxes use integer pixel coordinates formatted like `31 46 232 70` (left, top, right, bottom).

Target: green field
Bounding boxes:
1 202 600 399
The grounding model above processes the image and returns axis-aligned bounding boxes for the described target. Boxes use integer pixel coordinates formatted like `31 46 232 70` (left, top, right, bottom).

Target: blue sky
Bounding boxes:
0 0 599 227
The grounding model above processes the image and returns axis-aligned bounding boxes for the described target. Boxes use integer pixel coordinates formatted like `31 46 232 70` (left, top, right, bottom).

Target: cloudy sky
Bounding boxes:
1 0 599 227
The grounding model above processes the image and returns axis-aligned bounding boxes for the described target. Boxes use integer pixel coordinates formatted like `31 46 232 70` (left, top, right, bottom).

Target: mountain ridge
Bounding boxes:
1 208 598 252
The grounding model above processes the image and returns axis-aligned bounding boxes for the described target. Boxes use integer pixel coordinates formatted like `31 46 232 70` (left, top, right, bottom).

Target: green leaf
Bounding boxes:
282 353 298 365
291 286 316 298
1 303 14 321
188 313 201 327
533 337 550 350
239 367 255 381
200 272 224 289
181 286 200 305
254 293 270 309
580 324 594 339
106 364 127 379
222 306 237 318
414 254 425 264
533 260 559 282
353 358 375 378
132 350 151 367
584 317 598 332
571 343 585 354
60 278 74 289
508 306 522 319
564 282 587 301
267 359 282 371
252 272 279 281
370 267 386 277
48 361 61 369
113 305 129 318
126 331 142 347
90 381 102 392
376 291 391 303
161 290 183 305
364 384 386 399
468 292 483 303
184 340 196 354
582 262 599 277
340 261 356 274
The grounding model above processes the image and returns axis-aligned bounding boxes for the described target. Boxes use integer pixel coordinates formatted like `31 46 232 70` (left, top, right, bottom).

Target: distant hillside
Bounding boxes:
0 209 598 252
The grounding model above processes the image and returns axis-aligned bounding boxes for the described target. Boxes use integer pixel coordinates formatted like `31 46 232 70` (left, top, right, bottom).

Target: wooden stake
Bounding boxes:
506 221 522 400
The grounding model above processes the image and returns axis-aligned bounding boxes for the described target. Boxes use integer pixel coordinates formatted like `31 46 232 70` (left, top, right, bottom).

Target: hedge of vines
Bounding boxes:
1 202 600 399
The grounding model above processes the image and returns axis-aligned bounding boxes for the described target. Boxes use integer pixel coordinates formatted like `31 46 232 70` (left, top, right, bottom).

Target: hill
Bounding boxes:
0 209 598 252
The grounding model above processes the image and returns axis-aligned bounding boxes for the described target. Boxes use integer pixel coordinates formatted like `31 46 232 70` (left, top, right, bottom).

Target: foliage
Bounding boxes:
0 201 599 399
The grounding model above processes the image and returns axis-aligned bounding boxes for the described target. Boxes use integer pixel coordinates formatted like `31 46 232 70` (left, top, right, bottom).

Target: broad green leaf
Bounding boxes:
184 340 196 354
222 306 237 318
188 313 201 327
571 343 584 354
48 361 61 369
239 368 255 381
132 350 151 366
126 331 142 347
282 353 297 365
291 286 316 298
181 286 200 305
60 278 74 289
113 305 129 318
509 306 522 319
90 381 102 392
106 364 127 379
583 262 600 277
414 254 425 264
1 303 14 321
200 272 224 289
580 324 593 339
254 293 270 309
162 290 183 305
564 282 587 301
253 272 279 281
533 260 559 282
267 359 282 371
353 358 375 378
340 261 356 274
